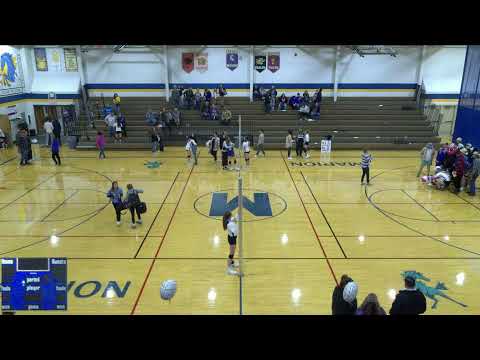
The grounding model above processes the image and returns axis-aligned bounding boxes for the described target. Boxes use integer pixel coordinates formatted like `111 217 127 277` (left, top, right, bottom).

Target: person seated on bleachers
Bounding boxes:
314 88 323 104
194 89 202 110
259 87 266 100
146 108 158 126
162 107 173 126
172 108 181 127
302 90 311 105
278 94 288 111
253 86 262 101
221 107 232 125
184 87 194 109
201 102 211 120
269 86 277 112
217 84 227 106
311 101 321 119
171 86 180 107
210 104 219 121
299 103 311 120
204 88 212 103
289 93 301 110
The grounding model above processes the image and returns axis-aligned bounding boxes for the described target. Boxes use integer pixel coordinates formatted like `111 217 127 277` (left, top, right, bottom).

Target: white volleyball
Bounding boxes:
160 280 177 300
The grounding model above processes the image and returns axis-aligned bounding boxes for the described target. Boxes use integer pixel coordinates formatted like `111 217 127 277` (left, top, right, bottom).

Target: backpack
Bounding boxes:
137 202 147 214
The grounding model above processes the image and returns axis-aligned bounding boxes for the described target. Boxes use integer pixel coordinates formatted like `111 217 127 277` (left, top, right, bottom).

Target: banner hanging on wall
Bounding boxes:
268 52 280 73
34 48 48 71
0 46 24 96
226 49 238 71
64 48 78 72
195 52 208 73
182 52 194 73
47 48 62 72
255 55 266 73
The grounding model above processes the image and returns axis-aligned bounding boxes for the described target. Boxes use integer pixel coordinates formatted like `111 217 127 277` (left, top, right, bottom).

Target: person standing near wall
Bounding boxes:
43 117 54 146
467 152 480 196
295 129 304 157
16 128 30 166
286 130 294 160
51 135 61 166
255 129 266 158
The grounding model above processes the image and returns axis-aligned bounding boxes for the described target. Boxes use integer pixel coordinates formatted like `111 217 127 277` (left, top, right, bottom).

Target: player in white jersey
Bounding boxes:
242 137 250 165
222 211 239 272
304 130 310 158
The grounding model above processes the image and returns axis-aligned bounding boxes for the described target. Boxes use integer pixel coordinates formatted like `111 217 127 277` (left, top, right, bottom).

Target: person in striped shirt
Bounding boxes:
361 149 373 185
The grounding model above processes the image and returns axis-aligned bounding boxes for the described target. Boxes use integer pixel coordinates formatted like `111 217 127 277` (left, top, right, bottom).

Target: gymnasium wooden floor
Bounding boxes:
0 145 479 315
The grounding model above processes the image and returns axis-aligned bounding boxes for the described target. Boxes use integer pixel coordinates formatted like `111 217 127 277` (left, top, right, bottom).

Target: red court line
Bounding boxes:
130 165 195 315
281 151 339 286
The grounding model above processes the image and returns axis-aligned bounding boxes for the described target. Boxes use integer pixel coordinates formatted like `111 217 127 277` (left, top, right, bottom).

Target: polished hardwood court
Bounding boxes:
0 145 478 315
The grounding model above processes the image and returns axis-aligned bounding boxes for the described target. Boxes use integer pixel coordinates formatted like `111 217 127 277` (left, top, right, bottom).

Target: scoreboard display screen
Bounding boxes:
1 258 67 311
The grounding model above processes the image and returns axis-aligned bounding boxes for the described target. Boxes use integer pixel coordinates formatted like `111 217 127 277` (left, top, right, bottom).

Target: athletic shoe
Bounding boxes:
232 261 240 268
136 220 142 224
288 157 292 160
116 221 121 226
130 223 136 229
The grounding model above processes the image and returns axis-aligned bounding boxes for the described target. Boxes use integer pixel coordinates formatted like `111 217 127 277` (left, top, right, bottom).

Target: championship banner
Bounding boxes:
182 52 194 73
195 52 208 73
255 55 266 73
47 48 62 72
268 52 280 73
34 48 48 72
64 48 78 72
226 49 238 71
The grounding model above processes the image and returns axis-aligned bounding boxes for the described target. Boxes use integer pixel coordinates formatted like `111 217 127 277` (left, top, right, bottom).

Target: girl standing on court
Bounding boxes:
242 137 250 166
286 130 294 160
296 129 304 157
226 137 236 167
221 136 229 170
96 131 106 159
361 148 373 185
185 136 192 160
125 184 144 228
51 135 61 165
107 181 124 226
416 143 435 177
304 130 310 158
223 211 239 271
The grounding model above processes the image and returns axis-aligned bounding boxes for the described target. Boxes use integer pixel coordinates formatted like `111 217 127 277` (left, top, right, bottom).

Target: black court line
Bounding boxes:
454 193 480 213
1 167 21 177
133 172 180 258
300 171 347 258
0 201 181 205
401 189 440 221
0 174 57 213
301 202 474 205
0 156 17 166
40 190 79 222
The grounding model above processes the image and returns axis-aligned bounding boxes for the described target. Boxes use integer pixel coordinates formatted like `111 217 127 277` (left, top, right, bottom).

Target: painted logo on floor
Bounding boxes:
290 161 361 167
402 271 467 309
144 161 161 169
194 189 287 222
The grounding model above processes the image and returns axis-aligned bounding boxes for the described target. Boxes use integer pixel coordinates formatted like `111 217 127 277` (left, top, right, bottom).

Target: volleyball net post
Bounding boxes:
237 114 244 277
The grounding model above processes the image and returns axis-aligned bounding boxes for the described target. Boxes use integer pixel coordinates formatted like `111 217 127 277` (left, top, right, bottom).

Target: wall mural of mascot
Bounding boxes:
1 52 18 87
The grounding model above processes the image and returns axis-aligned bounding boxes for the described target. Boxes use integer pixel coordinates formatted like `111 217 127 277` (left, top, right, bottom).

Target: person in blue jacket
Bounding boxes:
435 143 448 167
107 181 124 226
51 135 61 165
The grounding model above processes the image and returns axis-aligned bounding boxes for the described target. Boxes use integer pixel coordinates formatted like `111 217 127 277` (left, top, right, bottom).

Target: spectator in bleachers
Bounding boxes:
389 276 426 315
210 104 219 121
270 85 278 99
355 294 386 315
161 107 173 136
146 108 158 126
201 102 211 120
113 93 121 114
332 275 358 315
311 101 321 119
194 89 202 110
314 88 323 104
105 112 117 138
302 90 310 105
204 88 212 103
171 86 180 107
299 102 311 120
289 93 301 110
253 86 262 101
278 94 288 111
264 92 272 113
185 87 194 109
119 114 127 139
221 106 232 125
172 108 181 127
218 84 227 106
259 86 266 100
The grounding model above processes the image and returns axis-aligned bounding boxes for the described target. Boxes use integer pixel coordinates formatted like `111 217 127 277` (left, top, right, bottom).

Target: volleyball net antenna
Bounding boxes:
237 114 244 277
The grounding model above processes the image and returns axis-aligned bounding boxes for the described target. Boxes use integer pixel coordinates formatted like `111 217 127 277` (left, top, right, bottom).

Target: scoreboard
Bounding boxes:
1 258 67 311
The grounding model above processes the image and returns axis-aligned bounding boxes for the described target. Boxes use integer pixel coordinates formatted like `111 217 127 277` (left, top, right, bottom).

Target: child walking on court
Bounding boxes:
242 137 250 165
125 184 144 228
361 148 373 185
96 131 106 159
223 210 239 273
51 135 61 165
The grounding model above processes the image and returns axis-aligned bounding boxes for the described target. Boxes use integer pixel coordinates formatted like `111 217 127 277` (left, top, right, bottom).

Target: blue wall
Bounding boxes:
453 46 480 147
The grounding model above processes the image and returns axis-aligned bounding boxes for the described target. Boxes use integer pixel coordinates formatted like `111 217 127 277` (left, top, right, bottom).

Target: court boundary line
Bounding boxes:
133 172 180 258
40 190 79 222
401 189 440 221
300 171 347 258
0 156 17 166
280 150 338 285
64 256 480 260
130 164 195 315
454 193 480 213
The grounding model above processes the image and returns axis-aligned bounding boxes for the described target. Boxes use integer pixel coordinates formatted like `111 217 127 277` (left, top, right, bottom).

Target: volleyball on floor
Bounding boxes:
160 280 177 300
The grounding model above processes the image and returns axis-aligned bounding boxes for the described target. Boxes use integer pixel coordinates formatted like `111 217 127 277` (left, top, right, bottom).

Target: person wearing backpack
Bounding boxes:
125 184 144 228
